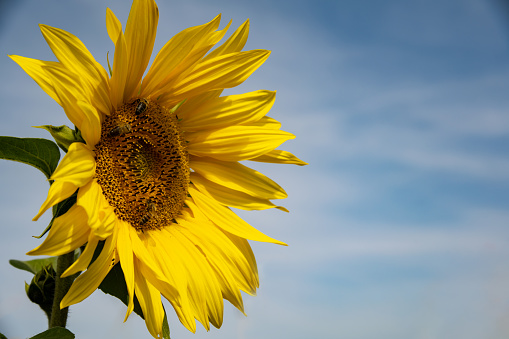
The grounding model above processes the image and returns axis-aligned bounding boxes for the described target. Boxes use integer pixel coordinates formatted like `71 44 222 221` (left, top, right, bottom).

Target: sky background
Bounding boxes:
1 0 509 338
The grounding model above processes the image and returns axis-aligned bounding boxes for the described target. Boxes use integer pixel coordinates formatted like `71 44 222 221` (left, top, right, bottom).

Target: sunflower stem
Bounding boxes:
49 252 75 328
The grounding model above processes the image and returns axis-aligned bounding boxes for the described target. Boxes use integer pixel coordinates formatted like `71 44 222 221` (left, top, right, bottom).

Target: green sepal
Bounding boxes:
169 99 186 114
0 136 60 179
34 125 84 153
9 257 57 275
28 327 74 339
162 308 171 339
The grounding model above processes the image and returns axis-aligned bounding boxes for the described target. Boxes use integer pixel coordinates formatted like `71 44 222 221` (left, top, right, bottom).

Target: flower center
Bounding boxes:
94 98 189 231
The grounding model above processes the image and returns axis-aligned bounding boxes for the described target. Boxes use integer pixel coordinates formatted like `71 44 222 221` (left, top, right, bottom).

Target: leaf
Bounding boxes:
0 332 7 339
34 125 84 153
9 257 57 275
28 327 74 339
0 136 60 179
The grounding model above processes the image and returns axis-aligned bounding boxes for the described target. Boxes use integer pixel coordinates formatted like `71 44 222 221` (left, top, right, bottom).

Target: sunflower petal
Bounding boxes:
177 217 247 313
141 15 222 98
123 0 159 99
144 230 197 332
33 142 95 220
42 65 87 129
190 156 287 199
8 55 62 105
186 125 295 161
109 29 129 109
61 229 117 308
77 180 116 239
161 50 270 104
106 8 122 44
190 173 288 211
129 228 181 303
222 232 259 295
39 24 111 114
162 226 223 330
134 266 164 338
61 232 100 277
250 149 308 166
27 204 90 256
179 90 276 131
76 101 102 147
203 19 250 61
188 187 287 245
117 220 135 321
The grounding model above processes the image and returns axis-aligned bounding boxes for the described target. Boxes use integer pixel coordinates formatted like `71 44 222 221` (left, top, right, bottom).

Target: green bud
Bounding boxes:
26 264 56 321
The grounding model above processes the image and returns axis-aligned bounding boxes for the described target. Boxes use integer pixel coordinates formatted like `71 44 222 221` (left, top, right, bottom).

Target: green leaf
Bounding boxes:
34 125 84 153
29 327 74 339
9 257 57 275
0 136 60 179
162 309 171 339
0 332 7 339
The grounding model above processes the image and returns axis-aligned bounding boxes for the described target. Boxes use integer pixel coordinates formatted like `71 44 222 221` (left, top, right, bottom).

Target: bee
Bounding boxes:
139 201 157 225
135 98 148 116
107 122 132 137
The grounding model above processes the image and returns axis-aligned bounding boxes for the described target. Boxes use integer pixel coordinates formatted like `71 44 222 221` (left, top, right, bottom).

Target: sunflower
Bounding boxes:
10 0 306 337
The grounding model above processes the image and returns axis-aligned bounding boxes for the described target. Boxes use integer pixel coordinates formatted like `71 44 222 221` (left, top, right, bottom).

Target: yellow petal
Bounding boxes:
177 217 247 313
33 142 95 220
179 90 276 131
250 149 309 166
106 8 122 44
116 220 135 322
27 204 90 256
77 180 116 239
134 264 164 338
144 230 197 332
129 227 181 303
123 0 159 99
141 15 222 98
61 229 117 308
76 101 101 147
188 186 286 245
8 55 62 105
190 173 288 211
158 49 270 105
222 232 259 295
61 232 100 277
109 29 129 109
245 116 281 129
161 226 224 330
39 24 111 115
40 64 87 129
49 141 95 183
203 19 250 61
186 125 295 161
190 156 287 199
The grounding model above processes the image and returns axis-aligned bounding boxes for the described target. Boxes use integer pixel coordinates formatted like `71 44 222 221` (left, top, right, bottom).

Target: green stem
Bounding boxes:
49 252 75 328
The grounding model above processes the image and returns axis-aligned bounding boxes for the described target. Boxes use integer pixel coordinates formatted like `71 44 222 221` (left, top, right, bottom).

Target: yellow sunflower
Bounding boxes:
10 0 306 337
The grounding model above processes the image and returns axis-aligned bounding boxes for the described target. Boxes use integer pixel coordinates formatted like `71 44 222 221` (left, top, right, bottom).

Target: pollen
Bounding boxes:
94 98 189 231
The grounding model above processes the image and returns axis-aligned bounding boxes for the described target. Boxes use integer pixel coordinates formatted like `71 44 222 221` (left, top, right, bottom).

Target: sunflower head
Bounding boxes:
95 98 189 231
11 0 307 337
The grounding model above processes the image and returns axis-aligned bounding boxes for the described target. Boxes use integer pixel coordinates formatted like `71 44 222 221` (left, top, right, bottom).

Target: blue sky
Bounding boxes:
1 0 509 338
